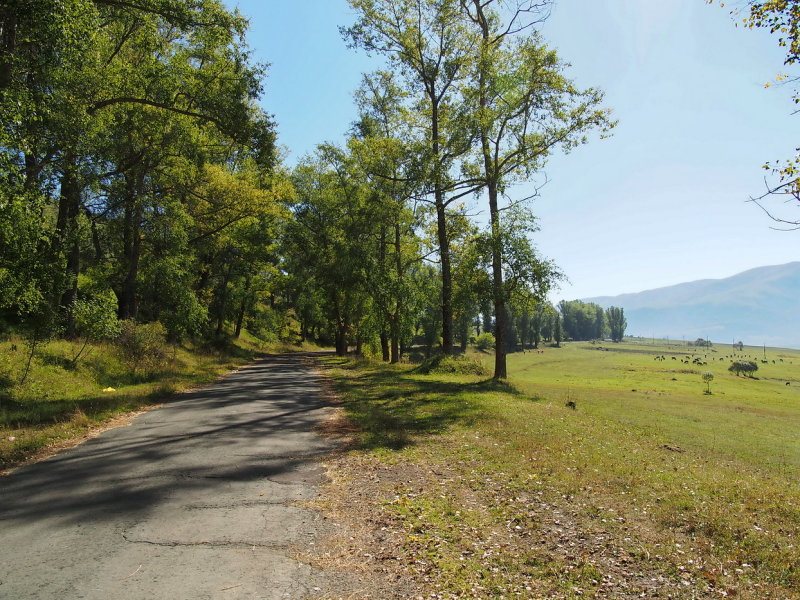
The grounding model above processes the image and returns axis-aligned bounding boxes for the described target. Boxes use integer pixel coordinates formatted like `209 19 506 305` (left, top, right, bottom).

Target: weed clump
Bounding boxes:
416 354 489 376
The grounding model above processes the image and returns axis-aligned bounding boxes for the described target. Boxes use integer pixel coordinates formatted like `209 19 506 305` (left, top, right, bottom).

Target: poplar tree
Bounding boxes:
460 0 612 377
344 0 480 355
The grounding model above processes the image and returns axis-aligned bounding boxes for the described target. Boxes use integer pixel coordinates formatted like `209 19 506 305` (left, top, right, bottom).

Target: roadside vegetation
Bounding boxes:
0 331 320 470
319 340 800 599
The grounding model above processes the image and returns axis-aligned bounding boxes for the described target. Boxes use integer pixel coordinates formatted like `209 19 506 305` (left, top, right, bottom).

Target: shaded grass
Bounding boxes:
321 346 800 599
322 357 512 451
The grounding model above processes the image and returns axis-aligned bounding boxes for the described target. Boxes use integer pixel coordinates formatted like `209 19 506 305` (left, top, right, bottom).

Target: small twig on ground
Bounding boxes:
117 565 142 580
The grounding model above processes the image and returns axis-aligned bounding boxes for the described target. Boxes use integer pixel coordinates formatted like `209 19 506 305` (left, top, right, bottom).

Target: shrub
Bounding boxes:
728 360 758 377
475 332 495 351
71 293 122 365
702 371 714 394
416 354 489 376
116 320 170 375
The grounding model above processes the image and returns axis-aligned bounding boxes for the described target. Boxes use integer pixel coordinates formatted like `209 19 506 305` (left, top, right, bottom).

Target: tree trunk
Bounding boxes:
119 204 142 320
335 325 348 356
377 226 390 362
214 262 234 336
234 276 252 339
472 3 506 378
390 223 403 363
437 197 454 355
429 94 453 355
118 172 144 320
333 294 348 356
233 298 246 339
56 161 81 336
380 331 390 362
489 180 507 379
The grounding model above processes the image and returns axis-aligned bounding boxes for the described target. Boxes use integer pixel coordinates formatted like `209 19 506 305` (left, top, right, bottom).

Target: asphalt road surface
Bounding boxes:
0 353 344 600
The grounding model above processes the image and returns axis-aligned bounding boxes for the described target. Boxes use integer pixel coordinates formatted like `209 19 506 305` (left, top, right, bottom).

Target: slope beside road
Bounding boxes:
0 353 347 600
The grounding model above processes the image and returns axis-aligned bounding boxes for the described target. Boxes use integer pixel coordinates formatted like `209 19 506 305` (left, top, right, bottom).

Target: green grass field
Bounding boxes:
506 340 800 475
321 340 800 599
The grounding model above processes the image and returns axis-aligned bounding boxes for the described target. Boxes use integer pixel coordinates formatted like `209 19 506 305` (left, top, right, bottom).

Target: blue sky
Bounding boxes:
227 0 797 301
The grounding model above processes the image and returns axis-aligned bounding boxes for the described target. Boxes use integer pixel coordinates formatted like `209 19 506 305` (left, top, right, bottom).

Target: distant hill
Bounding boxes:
583 262 800 349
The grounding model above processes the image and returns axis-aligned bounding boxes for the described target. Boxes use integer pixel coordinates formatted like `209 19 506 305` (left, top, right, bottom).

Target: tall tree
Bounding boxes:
344 0 480 355
606 305 627 343
288 146 376 355
350 71 423 362
460 0 613 377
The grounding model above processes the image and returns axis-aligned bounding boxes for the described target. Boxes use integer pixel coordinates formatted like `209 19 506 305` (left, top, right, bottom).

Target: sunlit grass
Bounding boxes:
321 342 800 599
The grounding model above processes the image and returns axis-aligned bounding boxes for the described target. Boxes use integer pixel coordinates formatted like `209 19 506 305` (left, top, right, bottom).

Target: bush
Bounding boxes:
116 320 170 375
71 293 122 366
416 354 489 376
728 360 758 377
475 332 495 351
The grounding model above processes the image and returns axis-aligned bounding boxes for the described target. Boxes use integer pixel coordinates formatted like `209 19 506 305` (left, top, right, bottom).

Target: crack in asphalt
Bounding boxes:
120 533 295 550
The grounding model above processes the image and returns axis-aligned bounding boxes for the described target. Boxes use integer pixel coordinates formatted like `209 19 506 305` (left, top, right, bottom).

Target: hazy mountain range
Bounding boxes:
584 262 800 349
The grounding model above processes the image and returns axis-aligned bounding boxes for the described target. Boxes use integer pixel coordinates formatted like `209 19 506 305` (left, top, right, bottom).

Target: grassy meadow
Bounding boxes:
319 340 800 599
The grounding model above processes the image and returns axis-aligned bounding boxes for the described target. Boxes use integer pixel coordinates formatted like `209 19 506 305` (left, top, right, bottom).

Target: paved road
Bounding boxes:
0 354 343 600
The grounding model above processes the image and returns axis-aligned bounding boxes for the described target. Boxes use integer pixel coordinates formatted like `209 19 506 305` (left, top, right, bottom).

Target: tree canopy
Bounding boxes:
1 0 612 380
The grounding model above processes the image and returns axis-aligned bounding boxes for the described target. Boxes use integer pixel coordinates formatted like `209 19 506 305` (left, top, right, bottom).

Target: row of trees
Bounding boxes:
333 0 613 377
557 300 626 342
1 0 283 345
1 0 613 379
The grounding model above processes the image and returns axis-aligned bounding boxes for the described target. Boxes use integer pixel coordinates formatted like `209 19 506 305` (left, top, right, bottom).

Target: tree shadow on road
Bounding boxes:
0 354 338 527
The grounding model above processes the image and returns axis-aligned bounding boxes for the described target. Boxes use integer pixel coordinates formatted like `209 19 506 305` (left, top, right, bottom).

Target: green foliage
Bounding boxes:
702 370 714 394
70 292 122 365
72 293 121 342
729 360 759 377
605 306 627 343
116 320 170 375
558 300 605 341
416 354 489 376
0 0 279 348
475 332 495 351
